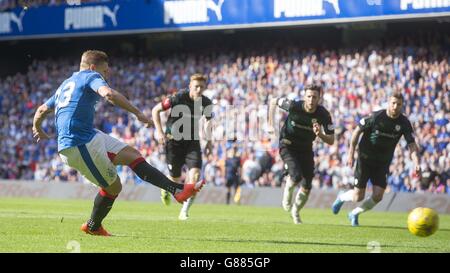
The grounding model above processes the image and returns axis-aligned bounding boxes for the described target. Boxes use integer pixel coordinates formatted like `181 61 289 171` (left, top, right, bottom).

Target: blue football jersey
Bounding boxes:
45 70 109 152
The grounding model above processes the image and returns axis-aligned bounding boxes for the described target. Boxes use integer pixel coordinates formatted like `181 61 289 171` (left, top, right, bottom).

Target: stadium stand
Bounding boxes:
0 29 448 195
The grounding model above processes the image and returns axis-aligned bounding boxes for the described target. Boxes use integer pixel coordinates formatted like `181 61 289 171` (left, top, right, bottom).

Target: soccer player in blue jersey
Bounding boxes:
32 50 205 236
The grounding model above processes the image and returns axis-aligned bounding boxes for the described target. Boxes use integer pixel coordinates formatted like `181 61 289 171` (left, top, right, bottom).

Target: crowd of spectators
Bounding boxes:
0 32 448 195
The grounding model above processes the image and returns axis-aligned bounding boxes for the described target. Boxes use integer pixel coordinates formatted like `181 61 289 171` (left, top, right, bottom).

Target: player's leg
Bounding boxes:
293 152 314 211
81 177 122 236
291 182 311 221
161 175 182 206
160 140 184 205
332 156 368 215
233 180 242 204
350 185 384 215
179 142 203 220
290 151 314 224
179 167 201 220
283 176 297 211
368 163 388 205
348 164 387 226
332 186 366 214
279 146 301 212
225 178 233 205
112 145 203 203
347 160 382 226
371 185 385 203
291 178 313 224
59 133 121 236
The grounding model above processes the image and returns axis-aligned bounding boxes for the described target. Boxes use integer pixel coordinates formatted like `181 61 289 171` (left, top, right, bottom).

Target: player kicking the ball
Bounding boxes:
32 50 204 236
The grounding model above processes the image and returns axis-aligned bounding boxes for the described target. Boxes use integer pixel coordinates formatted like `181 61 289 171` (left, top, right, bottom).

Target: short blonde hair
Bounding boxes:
81 50 109 68
390 91 404 101
190 73 208 82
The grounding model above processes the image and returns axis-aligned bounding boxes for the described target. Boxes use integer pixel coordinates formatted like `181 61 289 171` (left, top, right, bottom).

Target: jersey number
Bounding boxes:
55 81 75 109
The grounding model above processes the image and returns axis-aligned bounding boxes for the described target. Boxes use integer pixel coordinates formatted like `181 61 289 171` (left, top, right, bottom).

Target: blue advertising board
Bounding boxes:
0 0 449 40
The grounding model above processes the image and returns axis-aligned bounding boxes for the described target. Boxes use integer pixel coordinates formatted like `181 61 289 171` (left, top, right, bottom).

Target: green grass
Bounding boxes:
0 198 449 253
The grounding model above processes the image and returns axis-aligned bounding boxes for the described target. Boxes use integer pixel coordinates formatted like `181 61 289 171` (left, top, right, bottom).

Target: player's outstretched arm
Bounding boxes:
268 97 278 134
32 104 52 142
347 126 362 167
151 102 168 145
97 86 152 128
408 142 421 177
202 118 213 156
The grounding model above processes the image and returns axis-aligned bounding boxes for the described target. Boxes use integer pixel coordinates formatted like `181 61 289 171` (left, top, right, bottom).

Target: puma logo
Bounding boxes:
206 0 225 21
324 0 340 14
164 0 226 24
0 9 26 33
103 5 120 26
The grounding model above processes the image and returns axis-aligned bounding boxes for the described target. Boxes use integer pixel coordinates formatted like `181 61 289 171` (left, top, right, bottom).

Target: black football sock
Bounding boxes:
88 189 117 231
226 192 231 204
129 157 183 195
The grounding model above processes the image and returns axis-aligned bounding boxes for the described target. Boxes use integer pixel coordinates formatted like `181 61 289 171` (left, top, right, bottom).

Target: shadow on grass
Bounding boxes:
309 223 450 232
188 237 446 251
362 225 450 232
111 234 445 251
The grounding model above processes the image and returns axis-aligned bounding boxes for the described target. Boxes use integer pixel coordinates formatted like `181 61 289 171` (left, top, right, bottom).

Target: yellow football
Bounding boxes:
407 207 439 237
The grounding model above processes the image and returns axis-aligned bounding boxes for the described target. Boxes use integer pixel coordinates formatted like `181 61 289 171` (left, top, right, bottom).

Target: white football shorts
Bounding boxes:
59 130 128 188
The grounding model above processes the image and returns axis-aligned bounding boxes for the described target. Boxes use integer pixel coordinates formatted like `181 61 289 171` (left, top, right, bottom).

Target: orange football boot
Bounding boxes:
80 222 112 236
174 180 206 203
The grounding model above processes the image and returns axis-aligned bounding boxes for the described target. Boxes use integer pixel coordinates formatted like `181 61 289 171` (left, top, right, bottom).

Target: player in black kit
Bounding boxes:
269 84 335 224
225 146 242 205
152 73 213 220
332 92 421 226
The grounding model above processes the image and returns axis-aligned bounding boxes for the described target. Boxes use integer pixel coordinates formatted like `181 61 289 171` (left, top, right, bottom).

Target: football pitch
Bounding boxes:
0 198 449 253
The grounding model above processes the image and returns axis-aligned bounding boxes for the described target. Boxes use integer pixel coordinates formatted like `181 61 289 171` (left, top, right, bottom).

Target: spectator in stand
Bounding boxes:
0 32 448 195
